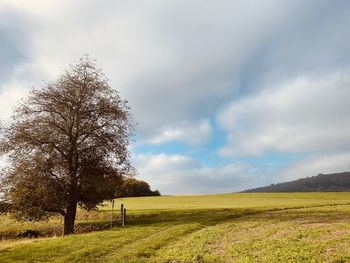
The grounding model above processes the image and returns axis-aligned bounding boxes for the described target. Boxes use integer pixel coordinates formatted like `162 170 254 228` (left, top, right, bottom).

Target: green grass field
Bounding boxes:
1 192 350 262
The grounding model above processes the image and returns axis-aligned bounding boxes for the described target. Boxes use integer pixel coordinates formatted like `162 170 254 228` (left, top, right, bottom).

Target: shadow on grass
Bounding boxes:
1 202 349 240
125 202 350 227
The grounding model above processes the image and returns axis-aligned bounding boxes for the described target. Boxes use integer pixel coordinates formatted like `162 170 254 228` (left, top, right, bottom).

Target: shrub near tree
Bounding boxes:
0 56 135 235
116 178 161 197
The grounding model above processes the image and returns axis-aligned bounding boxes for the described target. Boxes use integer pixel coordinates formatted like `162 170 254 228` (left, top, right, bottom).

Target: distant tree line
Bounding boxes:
243 172 350 192
116 178 160 198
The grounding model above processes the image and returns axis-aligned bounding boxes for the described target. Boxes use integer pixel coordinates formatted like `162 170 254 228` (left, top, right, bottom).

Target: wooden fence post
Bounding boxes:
120 204 124 225
110 199 115 229
61 215 64 237
123 208 126 226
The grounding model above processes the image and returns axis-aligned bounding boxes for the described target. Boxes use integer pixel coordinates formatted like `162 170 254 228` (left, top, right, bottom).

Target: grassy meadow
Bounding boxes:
1 192 350 262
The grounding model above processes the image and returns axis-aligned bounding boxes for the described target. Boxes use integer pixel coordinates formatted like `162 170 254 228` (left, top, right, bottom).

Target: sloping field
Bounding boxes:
1 193 350 262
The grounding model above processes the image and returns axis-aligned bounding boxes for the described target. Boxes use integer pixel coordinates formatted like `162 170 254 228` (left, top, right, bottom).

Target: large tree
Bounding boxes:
0 57 134 235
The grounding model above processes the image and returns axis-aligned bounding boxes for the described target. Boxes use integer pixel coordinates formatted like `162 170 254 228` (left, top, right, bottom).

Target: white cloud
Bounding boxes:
0 63 34 120
133 153 267 194
218 71 350 157
1 0 350 192
0 85 26 120
279 152 350 182
2 0 340 139
149 119 213 145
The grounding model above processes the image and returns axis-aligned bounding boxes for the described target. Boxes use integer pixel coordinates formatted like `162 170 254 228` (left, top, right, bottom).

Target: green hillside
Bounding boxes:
1 193 350 262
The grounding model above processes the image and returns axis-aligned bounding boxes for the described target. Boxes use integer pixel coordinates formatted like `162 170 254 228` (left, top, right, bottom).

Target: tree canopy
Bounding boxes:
116 178 160 198
0 56 135 235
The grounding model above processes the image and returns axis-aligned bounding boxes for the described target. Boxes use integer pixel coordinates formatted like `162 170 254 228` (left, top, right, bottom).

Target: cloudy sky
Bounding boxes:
1 0 350 194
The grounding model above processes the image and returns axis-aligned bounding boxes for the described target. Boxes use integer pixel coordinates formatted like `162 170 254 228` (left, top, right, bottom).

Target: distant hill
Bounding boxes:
243 172 350 192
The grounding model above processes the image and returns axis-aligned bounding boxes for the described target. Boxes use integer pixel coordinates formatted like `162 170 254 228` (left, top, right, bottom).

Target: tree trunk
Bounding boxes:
63 201 77 236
